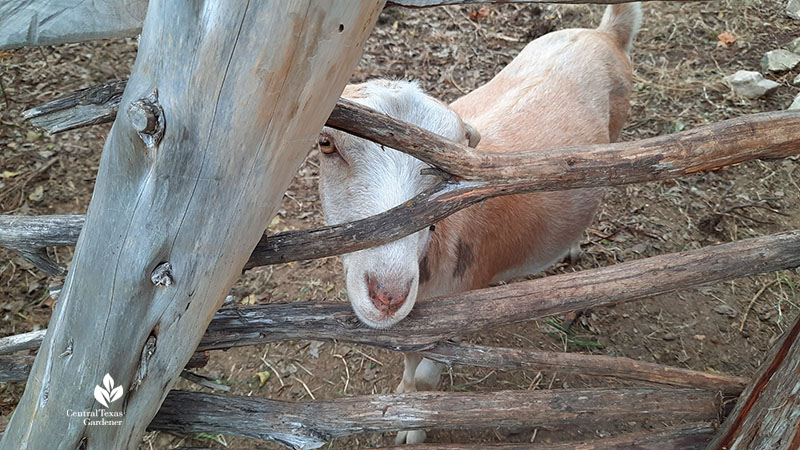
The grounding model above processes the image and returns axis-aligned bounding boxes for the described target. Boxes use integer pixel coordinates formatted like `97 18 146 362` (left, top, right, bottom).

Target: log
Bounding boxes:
0 0 147 50
0 1 384 449
421 342 748 395
22 81 126 133
0 355 35 383
0 334 746 394
12 107 800 270
0 329 45 354
376 423 717 449
150 388 719 449
202 230 800 352
6 230 799 354
328 99 800 184
0 214 83 275
705 314 800 449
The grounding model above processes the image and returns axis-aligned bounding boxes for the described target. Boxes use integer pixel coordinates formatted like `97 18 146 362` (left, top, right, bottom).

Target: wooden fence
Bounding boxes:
1 0 798 449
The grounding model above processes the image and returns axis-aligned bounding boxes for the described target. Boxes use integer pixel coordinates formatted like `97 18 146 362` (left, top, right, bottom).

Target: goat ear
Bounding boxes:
463 121 481 148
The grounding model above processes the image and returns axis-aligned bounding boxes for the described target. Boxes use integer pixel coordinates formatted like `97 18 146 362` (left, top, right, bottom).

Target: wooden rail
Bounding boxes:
150 388 720 449
10 77 800 274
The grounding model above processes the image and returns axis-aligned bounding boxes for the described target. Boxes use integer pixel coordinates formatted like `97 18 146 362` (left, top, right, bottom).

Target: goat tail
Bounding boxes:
598 2 642 55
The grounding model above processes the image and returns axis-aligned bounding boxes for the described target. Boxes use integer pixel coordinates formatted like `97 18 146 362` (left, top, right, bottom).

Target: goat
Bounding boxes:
317 4 642 444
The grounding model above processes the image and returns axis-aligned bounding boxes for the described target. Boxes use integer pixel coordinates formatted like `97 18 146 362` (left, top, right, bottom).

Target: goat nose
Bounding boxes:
366 273 411 317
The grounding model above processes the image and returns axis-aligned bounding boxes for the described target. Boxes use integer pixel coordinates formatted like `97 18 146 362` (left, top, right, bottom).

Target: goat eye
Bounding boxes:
318 135 338 155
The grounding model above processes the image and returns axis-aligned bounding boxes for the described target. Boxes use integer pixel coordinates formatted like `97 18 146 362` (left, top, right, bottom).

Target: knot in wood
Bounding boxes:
127 90 164 148
151 262 174 287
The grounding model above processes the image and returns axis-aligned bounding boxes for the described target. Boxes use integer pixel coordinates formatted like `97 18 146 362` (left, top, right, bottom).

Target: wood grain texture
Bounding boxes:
376 423 717 449
0 0 147 50
151 388 719 449
22 80 126 133
0 1 384 449
705 314 800 450
0 214 83 275
0 329 45 354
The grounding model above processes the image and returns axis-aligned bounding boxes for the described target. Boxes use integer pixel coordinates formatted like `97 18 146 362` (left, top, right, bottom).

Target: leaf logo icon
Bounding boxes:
94 373 123 408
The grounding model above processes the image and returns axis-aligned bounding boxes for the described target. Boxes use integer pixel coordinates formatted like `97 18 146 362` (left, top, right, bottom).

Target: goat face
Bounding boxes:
317 80 478 329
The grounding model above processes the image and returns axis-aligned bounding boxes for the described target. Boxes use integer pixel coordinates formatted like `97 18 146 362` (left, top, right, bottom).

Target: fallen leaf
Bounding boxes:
717 32 736 47
240 294 257 305
26 131 41 142
255 370 270 388
469 6 490 21
2 170 19 178
29 185 44 201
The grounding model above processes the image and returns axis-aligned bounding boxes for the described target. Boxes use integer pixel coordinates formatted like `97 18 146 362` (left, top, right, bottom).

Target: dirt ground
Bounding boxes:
1 1 799 448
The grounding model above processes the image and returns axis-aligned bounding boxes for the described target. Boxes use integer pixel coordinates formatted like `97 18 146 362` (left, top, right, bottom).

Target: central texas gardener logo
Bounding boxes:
94 374 123 408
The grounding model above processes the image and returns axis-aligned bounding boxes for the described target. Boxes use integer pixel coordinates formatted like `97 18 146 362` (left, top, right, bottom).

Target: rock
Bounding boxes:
724 71 780 99
790 94 800 110
713 304 737 318
761 49 800 72
789 0 800 20
794 73 800 86
789 37 800 54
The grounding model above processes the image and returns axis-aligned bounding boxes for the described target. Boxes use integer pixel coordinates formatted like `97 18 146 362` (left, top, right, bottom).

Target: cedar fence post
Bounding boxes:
0 1 383 448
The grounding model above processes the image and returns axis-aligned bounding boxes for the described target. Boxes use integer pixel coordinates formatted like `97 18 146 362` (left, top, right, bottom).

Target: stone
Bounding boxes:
761 49 800 72
788 37 800 54
790 94 800 110
789 0 800 20
794 73 800 86
724 71 780 99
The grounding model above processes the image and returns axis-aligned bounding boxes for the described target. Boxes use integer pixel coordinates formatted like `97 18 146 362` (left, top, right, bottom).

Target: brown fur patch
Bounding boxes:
453 239 474 278
419 255 431 284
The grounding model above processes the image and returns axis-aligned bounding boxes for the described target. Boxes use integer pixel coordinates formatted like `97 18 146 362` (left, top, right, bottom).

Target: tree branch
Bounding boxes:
421 341 748 395
150 388 720 449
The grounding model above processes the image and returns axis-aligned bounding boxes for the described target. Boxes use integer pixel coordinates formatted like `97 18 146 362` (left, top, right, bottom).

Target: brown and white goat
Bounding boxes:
317 4 641 443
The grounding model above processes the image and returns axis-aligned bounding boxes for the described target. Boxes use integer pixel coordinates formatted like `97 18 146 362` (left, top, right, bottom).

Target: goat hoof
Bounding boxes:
395 429 426 444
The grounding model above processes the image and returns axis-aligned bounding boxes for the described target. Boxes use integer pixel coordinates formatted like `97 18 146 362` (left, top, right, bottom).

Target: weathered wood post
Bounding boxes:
0 1 384 448
705 315 800 449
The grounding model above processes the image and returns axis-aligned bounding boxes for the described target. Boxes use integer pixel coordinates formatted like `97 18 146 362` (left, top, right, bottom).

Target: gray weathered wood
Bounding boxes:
0 0 147 50
150 388 719 449
376 423 717 449
0 329 46 354
0 214 83 275
705 314 800 450
22 80 126 133
0 1 384 449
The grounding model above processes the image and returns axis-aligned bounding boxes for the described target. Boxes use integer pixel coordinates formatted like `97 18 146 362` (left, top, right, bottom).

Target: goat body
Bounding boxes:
316 4 642 443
